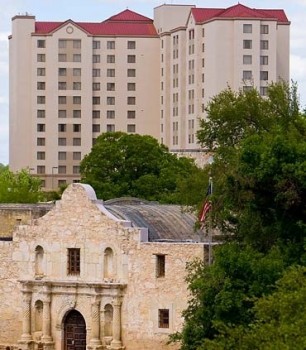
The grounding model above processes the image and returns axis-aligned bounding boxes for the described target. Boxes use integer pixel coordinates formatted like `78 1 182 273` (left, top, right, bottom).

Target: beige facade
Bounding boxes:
0 183 206 350
9 4 290 184
9 11 160 189
155 3 290 158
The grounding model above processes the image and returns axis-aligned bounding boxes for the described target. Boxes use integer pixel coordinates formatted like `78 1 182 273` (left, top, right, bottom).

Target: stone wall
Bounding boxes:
0 184 205 349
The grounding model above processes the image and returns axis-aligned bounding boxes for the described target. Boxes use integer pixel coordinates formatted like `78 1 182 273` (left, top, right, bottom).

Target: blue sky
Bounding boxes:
1 0 306 165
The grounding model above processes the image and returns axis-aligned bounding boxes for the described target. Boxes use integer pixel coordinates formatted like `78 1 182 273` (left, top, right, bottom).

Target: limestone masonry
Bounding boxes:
0 184 207 350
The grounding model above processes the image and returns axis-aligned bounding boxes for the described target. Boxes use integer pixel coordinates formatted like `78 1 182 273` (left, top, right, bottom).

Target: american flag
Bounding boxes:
198 179 212 223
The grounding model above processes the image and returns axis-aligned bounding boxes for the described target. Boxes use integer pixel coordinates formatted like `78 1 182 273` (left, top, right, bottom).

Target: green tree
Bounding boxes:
80 132 205 203
198 82 306 255
202 266 306 350
174 82 306 349
0 168 43 203
171 243 287 350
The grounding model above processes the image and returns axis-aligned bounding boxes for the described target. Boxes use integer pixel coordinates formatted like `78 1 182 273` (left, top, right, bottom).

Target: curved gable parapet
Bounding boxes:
61 183 97 202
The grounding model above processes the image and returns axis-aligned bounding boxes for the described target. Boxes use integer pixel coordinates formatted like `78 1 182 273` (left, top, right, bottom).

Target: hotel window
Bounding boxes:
73 138 81 146
107 55 115 63
37 68 46 76
37 138 45 146
93 40 100 49
93 110 100 119
37 82 45 90
58 152 66 160
37 54 45 62
260 86 268 96
58 54 67 62
58 110 67 118
107 41 115 49
37 151 45 160
127 41 136 49
93 69 101 77
73 152 81 160
58 40 67 49
73 40 81 49
37 166 45 174
158 309 169 329
58 180 67 186
202 28 205 37
73 68 81 76
73 166 80 174
73 124 81 132
107 124 115 132
59 96 66 104
58 124 66 132
127 97 136 105
243 55 252 64
107 69 115 77
107 83 115 91
260 25 269 34
73 54 81 62
37 96 45 104
260 71 268 80
127 83 136 91
37 40 45 48
37 124 45 132
93 54 100 63
59 68 67 76
243 70 252 80
202 43 205 52
243 40 252 49
92 124 100 133
73 110 81 118
73 82 81 90
127 110 136 119
58 138 66 146
58 166 66 174
58 82 67 90
127 124 136 133
93 83 100 91
107 110 115 119
93 97 100 105
243 24 252 33
107 97 115 105
73 96 81 104
37 110 45 118
156 254 165 277
127 69 136 77
127 55 136 63
261 40 269 50
260 56 269 65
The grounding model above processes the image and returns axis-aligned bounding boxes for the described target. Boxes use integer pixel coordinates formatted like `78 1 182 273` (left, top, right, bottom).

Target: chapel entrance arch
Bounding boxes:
63 310 86 350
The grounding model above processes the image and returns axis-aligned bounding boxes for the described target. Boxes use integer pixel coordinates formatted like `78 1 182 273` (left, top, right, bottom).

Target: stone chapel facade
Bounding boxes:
0 184 206 350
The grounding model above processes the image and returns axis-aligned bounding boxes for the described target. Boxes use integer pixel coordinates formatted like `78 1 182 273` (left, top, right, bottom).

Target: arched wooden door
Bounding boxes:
64 310 86 350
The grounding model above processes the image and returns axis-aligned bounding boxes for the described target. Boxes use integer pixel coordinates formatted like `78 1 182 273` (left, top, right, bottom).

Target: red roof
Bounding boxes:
106 9 153 22
191 3 289 24
34 9 158 37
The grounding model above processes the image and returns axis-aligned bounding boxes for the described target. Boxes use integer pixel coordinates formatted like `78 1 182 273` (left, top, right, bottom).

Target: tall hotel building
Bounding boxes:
9 3 290 188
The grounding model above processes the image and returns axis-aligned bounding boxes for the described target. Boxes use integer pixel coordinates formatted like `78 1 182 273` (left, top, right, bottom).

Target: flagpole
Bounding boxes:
208 176 213 265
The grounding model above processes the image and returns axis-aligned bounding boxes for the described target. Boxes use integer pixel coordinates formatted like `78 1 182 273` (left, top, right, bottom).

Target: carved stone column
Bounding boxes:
110 298 123 349
90 300 102 346
21 289 33 341
41 286 52 342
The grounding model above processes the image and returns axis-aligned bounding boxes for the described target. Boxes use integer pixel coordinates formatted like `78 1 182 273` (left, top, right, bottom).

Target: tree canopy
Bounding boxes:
173 82 306 349
0 168 43 203
80 132 207 203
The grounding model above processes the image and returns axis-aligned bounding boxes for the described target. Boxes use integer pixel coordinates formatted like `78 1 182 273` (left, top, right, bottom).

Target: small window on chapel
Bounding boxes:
67 248 80 275
156 254 165 278
158 309 169 328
